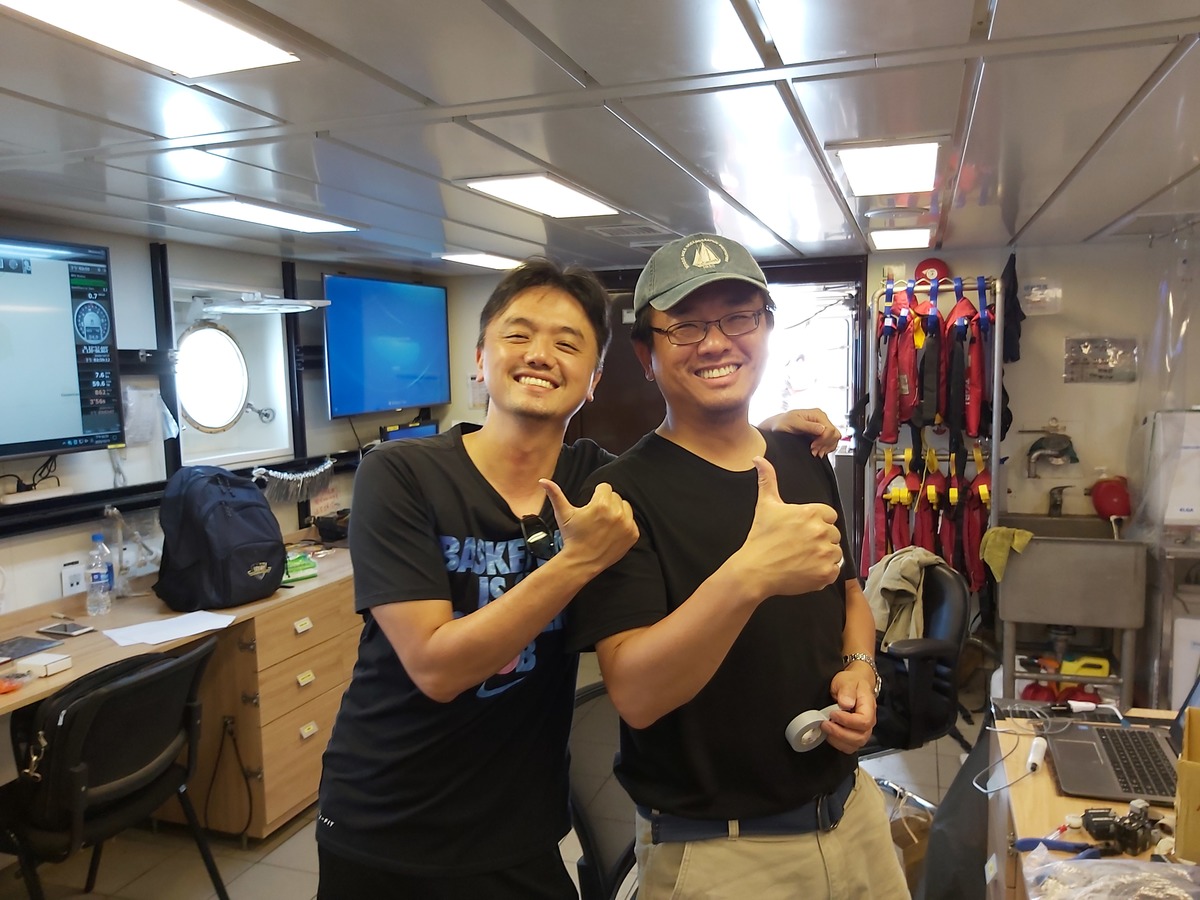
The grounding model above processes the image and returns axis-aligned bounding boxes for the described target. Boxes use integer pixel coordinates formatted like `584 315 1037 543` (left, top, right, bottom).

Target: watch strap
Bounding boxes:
842 653 881 697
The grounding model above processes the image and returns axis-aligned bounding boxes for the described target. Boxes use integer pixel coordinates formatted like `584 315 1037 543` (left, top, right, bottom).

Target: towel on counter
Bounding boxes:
978 527 1034 582
864 546 946 651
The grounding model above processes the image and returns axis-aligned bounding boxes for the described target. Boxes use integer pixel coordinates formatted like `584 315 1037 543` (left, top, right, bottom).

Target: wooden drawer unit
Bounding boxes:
252 627 359 727
250 576 357 670
156 557 360 840
258 685 346 824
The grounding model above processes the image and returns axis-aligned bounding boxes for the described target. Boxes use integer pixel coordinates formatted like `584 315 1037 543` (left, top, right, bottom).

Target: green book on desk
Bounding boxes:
282 552 319 584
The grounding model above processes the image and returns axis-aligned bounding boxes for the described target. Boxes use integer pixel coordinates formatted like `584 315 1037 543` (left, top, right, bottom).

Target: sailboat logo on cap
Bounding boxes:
681 237 728 270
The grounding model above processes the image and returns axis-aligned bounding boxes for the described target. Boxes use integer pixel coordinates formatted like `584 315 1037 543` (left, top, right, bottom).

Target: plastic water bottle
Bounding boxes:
86 533 113 616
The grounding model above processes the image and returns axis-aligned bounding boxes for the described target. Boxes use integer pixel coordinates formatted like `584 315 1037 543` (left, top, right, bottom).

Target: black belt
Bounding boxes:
637 771 857 844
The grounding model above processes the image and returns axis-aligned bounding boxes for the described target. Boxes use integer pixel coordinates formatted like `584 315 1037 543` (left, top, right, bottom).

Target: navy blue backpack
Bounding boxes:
153 466 286 612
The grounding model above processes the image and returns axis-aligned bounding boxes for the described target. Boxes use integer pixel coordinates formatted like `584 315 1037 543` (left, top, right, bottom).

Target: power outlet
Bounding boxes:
60 560 84 596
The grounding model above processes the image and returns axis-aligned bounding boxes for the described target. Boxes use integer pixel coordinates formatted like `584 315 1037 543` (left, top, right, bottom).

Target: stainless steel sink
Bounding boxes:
996 514 1146 627
997 513 1116 540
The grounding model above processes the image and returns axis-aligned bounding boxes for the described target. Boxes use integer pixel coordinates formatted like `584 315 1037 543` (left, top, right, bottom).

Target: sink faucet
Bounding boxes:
1048 485 1071 517
1025 433 1079 479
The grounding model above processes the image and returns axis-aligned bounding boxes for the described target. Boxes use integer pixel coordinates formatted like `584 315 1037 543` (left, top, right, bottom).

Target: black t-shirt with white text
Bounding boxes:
317 425 612 874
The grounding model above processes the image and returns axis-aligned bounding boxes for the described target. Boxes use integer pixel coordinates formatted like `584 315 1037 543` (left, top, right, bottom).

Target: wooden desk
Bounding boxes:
986 711 1175 899
0 544 358 840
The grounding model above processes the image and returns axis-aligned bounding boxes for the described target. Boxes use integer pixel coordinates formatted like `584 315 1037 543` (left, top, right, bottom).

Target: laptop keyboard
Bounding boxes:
1095 728 1176 798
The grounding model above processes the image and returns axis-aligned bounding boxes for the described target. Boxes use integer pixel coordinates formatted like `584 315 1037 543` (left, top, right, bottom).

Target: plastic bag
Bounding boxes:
1025 842 1200 899
889 787 933 892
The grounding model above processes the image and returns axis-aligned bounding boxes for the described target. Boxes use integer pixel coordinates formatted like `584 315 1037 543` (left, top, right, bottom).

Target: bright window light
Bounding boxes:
463 175 618 218
869 228 933 251
836 142 939 196
177 200 357 233
0 0 298 78
441 253 522 270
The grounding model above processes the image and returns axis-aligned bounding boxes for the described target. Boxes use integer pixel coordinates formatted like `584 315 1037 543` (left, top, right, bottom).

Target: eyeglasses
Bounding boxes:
650 309 765 346
520 514 557 561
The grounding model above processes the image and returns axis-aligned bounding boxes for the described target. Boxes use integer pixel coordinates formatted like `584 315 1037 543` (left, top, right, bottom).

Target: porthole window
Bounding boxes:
176 322 250 433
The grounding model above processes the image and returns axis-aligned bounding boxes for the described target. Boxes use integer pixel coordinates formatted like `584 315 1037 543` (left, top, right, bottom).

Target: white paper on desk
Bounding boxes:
102 611 236 646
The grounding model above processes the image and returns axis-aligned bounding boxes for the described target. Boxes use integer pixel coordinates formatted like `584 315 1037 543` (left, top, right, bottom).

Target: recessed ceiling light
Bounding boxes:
863 205 930 218
462 175 618 218
833 142 940 197
869 228 933 251
177 199 357 233
0 0 298 78
441 253 522 270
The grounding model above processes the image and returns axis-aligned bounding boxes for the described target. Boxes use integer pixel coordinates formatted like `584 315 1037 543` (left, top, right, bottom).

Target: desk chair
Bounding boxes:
0 637 229 900
569 681 637 900
862 561 972 772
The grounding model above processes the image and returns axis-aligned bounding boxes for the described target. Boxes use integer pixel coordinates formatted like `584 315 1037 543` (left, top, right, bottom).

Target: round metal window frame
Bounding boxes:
176 321 250 434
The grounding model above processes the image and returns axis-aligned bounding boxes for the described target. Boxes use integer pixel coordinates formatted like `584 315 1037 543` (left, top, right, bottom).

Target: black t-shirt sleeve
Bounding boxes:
565 462 670 653
348 444 453 612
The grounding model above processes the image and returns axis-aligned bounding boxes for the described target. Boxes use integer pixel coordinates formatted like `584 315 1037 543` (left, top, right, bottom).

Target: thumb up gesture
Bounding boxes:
740 457 844 598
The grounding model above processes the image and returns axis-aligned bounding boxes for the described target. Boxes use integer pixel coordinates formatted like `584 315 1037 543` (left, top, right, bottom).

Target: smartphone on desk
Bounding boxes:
37 622 95 637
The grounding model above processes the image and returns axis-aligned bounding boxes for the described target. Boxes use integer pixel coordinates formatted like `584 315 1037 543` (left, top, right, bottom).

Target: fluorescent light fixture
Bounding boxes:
441 253 522 270
177 199 357 233
835 142 939 196
463 175 618 218
192 291 329 316
869 228 933 251
0 0 298 78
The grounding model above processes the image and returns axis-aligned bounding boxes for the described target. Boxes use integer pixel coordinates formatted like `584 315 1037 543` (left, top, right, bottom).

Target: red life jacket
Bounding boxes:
962 469 992 591
912 467 945 554
943 279 985 440
875 283 902 444
864 463 907 570
895 281 920 426
911 283 946 427
939 472 962 569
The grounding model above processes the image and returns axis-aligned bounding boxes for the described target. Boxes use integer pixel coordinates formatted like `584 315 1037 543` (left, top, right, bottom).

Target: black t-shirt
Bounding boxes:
317 424 613 874
566 429 858 820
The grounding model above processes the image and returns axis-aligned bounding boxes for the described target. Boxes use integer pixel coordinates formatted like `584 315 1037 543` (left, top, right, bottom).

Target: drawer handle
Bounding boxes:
299 720 319 741
296 669 316 687
293 616 314 634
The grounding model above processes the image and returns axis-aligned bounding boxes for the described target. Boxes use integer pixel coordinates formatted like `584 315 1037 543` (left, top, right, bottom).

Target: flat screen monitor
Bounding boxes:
0 236 125 461
381 421 439 442
322 274 451 418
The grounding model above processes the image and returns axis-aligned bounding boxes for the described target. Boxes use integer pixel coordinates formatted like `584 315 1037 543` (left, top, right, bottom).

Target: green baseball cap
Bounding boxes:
634 233 768 314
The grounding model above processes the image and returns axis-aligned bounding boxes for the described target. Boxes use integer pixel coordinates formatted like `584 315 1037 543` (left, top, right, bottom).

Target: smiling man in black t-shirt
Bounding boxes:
567 234 908 900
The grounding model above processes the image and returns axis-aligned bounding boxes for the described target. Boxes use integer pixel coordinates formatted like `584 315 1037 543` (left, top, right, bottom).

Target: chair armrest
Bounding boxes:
884 638 957 661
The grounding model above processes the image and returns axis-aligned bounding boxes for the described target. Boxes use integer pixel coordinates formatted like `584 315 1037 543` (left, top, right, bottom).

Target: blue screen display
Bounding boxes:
382 422 438 441
323 275 451 418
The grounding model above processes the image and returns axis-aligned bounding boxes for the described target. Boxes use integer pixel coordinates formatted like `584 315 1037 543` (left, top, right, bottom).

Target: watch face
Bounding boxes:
74 300 111 344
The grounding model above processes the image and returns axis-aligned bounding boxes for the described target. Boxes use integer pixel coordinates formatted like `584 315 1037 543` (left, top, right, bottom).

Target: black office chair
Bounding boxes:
862 561 972 762
569 681 637 900
0 636 229 900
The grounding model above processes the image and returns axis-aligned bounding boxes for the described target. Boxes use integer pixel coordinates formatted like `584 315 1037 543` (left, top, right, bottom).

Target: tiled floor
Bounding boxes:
0 654 989 899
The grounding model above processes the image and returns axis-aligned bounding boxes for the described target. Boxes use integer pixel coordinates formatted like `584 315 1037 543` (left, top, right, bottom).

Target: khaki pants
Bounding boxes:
635 768 910 900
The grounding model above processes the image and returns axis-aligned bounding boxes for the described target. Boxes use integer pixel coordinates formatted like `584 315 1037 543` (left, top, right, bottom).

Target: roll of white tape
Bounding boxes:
786 703 841 752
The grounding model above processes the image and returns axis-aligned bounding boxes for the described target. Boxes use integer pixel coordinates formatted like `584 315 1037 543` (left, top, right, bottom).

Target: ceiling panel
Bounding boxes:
244 0 583 104
504 0 762 83
793 63 965 147
621 85 856 253
948 43 1174 246
0 94 151 156
1019 42 1200 244
196 60 425 125
990 0 1200 39
471 104 794 254
759 0 977 63
0 16 280 138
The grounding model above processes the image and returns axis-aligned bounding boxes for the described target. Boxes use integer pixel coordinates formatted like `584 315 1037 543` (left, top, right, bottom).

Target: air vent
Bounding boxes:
587 223 675 240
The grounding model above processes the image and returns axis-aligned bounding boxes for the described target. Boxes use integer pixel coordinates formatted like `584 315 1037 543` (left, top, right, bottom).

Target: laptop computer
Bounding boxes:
1043 672 1200 807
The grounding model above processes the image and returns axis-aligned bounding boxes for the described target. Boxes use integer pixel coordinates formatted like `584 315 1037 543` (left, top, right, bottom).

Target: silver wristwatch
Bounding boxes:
843 653 881 697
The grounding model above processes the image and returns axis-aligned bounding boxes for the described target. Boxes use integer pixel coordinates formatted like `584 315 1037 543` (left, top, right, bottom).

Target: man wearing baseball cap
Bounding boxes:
567 234 906 898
